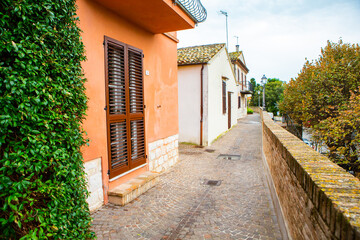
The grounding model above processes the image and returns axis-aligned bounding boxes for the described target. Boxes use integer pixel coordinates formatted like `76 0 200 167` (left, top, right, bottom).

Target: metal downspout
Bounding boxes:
200 64 204 146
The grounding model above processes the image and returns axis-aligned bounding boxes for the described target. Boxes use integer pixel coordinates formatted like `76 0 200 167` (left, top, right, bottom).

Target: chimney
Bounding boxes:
236 44 239 52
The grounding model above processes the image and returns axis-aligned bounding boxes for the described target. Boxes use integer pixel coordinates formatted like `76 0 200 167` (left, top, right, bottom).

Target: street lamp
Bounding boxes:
258 90 260 107
261 74 267 111
219 10 228 50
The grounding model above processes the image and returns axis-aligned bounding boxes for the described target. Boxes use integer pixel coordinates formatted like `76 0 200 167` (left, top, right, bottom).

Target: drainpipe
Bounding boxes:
200 64 204 146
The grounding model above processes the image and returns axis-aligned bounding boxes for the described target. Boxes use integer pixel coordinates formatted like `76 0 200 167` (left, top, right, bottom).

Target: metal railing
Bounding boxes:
173 0 207 23
240 81 253 93
248 81 254 93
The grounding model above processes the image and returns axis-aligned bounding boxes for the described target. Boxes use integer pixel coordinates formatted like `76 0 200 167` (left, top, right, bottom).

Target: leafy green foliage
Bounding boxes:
247 108 254 114
0 0 94 239
249 78 284 116
248 78 261 107
316 93 360 172
264 78 284 116
280 40 360 172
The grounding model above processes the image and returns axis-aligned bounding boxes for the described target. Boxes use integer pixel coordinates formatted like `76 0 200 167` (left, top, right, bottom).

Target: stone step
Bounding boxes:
108 171 159 206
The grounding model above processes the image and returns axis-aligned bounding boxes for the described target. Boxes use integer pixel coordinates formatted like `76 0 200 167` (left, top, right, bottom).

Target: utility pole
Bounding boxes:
220 10 228 50
261 75 267 111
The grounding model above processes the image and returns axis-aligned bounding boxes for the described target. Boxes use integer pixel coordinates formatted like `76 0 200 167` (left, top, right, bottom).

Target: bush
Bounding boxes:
247 108 254 114
0 1 94 239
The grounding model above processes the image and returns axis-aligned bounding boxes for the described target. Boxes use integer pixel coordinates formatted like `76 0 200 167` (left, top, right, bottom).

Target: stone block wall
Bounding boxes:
148 134 179 173
84 157 104 212
261 111 360 240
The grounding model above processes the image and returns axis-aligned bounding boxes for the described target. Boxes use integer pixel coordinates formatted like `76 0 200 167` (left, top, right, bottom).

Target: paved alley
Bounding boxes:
91 113 283 240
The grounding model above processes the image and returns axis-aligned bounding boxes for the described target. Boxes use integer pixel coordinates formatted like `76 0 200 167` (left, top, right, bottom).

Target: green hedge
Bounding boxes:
0 0 94 239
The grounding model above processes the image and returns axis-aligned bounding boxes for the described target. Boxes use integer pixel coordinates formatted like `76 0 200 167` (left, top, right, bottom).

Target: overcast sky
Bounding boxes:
177 0 360 83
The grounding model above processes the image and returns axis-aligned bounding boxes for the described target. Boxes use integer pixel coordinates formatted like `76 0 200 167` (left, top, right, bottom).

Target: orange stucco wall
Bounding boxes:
77 0 180 202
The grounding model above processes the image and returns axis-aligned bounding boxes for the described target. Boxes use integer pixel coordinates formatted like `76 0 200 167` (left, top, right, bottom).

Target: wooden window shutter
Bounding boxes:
128 48 145 162
105 36 146 179
238 95 241 109
108 43 126 115
222 80 226 114
109 121 128 169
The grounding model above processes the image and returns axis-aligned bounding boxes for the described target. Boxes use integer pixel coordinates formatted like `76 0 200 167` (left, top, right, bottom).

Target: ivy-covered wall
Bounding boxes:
0 0 94 238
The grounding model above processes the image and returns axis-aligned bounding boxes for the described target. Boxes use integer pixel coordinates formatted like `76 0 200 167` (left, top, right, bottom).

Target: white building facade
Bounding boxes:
178 44 239 146
229 49 251 120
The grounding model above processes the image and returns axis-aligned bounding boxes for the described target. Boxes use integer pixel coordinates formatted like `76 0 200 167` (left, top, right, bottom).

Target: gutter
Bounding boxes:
200 64 204 146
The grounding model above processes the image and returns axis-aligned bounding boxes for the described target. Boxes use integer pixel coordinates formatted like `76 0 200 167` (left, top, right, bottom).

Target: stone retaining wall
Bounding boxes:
261 111 360 240
148 134 179 173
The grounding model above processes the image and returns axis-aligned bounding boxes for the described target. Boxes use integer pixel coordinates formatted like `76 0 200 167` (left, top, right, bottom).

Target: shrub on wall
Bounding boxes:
0 0 94 239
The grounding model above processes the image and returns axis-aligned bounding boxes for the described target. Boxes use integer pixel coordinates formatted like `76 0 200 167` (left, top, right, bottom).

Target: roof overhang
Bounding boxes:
232 59 249 73
178 62 207 66
91 0 196 33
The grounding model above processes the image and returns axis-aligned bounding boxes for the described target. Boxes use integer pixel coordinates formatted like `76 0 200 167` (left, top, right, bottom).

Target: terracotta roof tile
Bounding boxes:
177 43 225 65
229 51 242 61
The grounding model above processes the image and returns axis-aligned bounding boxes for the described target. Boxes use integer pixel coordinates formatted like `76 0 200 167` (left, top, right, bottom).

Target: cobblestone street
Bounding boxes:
92 113 283 240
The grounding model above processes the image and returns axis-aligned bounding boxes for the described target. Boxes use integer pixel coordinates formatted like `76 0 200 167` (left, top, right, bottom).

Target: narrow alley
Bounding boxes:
92 113 283 240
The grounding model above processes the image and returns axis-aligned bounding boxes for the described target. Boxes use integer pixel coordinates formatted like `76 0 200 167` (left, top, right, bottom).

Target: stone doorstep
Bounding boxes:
108 171 160 206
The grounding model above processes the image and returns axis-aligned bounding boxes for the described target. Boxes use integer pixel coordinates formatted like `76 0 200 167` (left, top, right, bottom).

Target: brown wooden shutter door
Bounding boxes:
105 36 146 179
128 47 146 168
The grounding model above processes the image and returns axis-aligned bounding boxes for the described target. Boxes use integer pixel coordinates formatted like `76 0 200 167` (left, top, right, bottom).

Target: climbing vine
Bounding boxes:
0 0 94 238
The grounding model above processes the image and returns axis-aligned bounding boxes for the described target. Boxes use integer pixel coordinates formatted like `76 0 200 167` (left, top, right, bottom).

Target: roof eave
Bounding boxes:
178 62 208 66
232 59 249 73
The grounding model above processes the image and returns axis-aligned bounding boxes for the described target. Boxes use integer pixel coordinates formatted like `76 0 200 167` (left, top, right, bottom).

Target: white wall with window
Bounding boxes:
207 49 237 144
178 47 237 146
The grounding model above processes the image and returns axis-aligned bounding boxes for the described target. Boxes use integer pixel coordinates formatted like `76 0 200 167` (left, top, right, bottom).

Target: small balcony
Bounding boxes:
173 0 207 23
241 81 253 94
91 0 207 34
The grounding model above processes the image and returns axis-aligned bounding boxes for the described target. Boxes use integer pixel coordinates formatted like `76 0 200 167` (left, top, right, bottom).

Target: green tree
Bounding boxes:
265 78 284 116
317 92 360 173
279 40 360 172
249 78 261 106
0 0 94 238
249 78 284 116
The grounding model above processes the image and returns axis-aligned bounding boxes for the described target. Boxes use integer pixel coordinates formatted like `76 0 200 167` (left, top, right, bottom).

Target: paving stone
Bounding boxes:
92 113 283 239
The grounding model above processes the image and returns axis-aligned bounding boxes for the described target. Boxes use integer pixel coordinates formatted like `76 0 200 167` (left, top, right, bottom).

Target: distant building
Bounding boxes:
229 45 251 119
177 44 238 146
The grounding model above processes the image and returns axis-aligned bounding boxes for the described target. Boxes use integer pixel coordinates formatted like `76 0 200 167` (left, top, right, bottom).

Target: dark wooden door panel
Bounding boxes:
105 36 146 179
109 121 129 177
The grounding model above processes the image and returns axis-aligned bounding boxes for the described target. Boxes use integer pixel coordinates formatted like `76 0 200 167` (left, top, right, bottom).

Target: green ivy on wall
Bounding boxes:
0 0 94 238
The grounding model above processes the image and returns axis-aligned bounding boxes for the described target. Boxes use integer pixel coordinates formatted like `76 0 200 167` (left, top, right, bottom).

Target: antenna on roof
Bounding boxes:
219 10 229 50
234 36 239 52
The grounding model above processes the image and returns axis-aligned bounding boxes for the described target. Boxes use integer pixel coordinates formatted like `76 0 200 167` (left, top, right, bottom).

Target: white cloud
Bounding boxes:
178 0 360 82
